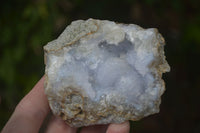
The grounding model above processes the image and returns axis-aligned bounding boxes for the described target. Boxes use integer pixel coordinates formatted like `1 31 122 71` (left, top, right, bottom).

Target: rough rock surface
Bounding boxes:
44 18 170 127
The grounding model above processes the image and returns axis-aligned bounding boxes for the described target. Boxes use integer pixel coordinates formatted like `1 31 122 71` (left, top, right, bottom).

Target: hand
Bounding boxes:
2 76 130 133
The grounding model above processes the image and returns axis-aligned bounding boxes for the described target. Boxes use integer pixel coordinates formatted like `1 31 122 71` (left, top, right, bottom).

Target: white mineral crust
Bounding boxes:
44 18 170 127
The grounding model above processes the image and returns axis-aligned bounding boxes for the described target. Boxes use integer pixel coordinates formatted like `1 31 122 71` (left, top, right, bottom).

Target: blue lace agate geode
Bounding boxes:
44 19 170 127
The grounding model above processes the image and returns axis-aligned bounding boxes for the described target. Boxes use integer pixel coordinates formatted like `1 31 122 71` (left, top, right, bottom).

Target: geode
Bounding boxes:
44 18 170 127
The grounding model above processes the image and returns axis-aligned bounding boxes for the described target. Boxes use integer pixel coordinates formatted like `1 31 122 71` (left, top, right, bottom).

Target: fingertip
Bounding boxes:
81 124 108 133
106 121 130 133
45 116 77 133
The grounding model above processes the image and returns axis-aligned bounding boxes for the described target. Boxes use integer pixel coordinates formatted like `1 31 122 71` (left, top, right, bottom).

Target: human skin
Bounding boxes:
1 76 130 133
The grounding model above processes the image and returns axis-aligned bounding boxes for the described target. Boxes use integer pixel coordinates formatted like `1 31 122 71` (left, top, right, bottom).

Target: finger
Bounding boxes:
2 76 50 133
106 121 130 133
45 116 77 133
81 124 108 133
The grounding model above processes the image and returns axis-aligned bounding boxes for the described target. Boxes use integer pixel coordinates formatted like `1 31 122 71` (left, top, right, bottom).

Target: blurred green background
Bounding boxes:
0 0 200 132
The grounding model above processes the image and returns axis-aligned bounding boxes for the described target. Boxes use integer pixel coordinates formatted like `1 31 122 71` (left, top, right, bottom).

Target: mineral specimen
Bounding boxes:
44 19 170 127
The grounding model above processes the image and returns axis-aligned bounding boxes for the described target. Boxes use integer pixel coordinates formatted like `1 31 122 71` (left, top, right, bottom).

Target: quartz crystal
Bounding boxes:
44 18 170 127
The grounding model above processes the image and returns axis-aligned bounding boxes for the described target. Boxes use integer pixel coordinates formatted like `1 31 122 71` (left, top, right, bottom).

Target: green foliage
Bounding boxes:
0 0 58 127
183 17 200 45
